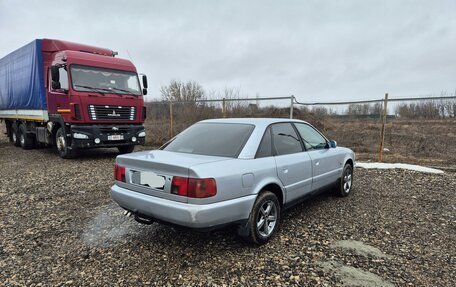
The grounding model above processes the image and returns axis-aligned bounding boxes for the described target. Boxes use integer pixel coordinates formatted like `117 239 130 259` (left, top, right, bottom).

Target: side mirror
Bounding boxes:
328 140 337 148
142 75 148 89
142 88 148 96
51 66 61 90
51 66 60 82
52 81 61 90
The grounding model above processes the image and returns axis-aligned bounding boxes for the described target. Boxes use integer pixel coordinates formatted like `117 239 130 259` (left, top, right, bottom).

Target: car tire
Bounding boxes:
19 124 35 149
55 127 76 159
238 191 281 245
118 145 135 154
11 123 21 147
336 163 353 197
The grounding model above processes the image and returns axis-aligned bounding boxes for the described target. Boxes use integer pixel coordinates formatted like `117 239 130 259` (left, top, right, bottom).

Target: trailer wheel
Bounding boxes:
11 123 21 147
19 124 35 149
55 127 76 159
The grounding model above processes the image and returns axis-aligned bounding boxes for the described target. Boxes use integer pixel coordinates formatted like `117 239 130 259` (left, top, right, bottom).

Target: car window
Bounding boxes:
271 123 303 156
163 123 254 158
256 127 272 158
294 123 327 150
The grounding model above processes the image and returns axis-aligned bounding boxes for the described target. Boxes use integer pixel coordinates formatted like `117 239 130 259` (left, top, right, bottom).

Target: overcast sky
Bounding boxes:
1 0 455 103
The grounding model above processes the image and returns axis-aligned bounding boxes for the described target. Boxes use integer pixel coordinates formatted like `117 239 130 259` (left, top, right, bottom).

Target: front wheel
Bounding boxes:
238 191 281 245
336 163 353 197
55 127 76 159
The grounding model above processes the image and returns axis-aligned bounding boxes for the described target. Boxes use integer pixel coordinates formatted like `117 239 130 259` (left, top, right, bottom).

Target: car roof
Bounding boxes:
199 118 310 126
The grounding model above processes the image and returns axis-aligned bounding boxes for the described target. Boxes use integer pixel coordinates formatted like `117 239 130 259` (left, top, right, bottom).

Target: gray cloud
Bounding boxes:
0 0 455 102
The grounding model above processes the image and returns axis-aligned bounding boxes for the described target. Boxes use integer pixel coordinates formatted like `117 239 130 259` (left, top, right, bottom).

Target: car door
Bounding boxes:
294 123 342 190
269 123 313 203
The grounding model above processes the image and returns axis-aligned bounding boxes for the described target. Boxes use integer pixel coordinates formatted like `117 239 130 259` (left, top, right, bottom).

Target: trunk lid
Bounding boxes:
116 150 229 202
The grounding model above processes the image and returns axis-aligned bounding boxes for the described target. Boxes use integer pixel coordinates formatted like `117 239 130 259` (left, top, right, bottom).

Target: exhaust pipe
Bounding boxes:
134 214 154 225
124 209 154 225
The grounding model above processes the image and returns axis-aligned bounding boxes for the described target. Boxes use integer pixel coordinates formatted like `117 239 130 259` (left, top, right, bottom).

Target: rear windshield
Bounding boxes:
163 123 255 158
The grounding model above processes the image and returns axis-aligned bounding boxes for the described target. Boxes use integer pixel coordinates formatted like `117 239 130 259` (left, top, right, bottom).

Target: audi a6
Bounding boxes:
111 118 355 245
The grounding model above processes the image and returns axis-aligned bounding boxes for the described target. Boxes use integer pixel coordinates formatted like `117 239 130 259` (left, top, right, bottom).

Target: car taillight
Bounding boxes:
171 177 217 198
114 164 126 182
171 176 188 196
188 178 217 198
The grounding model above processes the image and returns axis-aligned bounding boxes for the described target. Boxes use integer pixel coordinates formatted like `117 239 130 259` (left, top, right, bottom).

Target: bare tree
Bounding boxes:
160 80 205 102
370 102 383 115
312 106 328 118
395 101 442 119
346 103 370 116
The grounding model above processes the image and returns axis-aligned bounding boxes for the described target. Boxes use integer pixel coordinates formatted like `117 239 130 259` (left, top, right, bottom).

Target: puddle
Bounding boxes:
320 261 394 287
82 203 154 247
332 240 392 258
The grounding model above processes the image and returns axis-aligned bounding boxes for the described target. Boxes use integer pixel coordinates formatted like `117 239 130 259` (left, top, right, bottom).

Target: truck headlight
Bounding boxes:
73 133 89 139
138 131 146 138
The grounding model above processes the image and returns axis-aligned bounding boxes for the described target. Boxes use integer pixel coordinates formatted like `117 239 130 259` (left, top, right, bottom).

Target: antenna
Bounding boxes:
126 49 134 62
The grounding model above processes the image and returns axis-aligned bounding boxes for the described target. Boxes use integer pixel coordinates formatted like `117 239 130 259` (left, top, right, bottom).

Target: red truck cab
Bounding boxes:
1 39 147 158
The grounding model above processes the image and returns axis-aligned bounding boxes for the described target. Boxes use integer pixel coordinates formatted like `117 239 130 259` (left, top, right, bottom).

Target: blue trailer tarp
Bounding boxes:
0 39 46 110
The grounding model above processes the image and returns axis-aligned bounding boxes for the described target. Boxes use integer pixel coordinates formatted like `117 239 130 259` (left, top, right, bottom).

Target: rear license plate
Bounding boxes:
139 171 165 189
108 134 124 141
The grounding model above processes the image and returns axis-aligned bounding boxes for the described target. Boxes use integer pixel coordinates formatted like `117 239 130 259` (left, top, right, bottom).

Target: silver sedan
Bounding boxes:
111 118 355 245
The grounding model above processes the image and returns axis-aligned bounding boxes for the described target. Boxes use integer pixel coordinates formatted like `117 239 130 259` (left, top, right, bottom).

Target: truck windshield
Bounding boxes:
70 65 141 95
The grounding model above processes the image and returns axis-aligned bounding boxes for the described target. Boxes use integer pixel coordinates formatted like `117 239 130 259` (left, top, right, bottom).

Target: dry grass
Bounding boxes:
327 118 456 166
143 102 456 167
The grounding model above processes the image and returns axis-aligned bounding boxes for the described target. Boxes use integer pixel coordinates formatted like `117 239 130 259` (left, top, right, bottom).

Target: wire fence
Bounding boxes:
144 93 456 166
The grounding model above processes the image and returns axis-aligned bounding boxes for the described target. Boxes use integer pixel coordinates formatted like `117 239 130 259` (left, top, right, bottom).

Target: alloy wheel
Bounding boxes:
257 200 278 237
343 168 352 193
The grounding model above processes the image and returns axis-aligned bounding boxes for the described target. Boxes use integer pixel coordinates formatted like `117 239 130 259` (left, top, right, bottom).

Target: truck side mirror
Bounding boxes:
142 88 147 96
51 66 61 90
142 75 148 89
51 66 60 82
52 81 61 90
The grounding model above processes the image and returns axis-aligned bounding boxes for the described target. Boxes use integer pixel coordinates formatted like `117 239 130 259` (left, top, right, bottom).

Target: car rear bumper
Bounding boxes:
111 184 256 229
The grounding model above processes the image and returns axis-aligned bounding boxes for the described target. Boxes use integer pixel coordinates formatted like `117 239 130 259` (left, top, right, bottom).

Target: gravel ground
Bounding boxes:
0 134 455 286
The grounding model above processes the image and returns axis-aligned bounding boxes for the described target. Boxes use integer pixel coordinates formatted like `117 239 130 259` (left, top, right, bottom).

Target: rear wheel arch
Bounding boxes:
259 183 284 207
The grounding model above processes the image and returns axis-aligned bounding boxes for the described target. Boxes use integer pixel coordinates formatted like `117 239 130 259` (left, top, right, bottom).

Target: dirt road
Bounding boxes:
0 135 454 286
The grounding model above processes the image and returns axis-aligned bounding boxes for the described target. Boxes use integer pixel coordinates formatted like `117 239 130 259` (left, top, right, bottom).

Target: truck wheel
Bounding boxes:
11 123 20 147
237 191 281 245
118 145 135 154
55 127 76 159
19 124 35 149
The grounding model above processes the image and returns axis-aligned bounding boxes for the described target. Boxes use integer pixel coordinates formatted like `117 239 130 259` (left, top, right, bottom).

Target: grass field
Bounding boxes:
143 109 456 168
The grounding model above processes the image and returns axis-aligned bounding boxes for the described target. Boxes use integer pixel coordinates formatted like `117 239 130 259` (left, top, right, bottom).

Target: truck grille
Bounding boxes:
88 105 135 121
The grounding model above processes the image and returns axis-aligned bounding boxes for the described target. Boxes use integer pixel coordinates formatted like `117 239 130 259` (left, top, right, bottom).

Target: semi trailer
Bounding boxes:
0 39 147 158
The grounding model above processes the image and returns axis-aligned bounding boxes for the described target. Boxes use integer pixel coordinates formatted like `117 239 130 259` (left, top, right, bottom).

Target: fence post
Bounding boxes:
378 93 389 162
222 98 227 118
169 101 173 139
290 95 294 119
